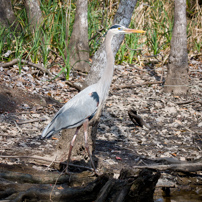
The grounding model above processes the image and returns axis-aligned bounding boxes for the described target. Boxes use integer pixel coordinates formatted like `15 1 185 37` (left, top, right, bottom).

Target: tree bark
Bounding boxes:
24 0 43 32
164 0 189 95
82 0 138 88
0 0 20 30
68 0 90 72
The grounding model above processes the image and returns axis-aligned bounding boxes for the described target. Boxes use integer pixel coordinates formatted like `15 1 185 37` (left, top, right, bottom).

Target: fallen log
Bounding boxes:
0 163 97 186
0 163 160 202
10 174 110 202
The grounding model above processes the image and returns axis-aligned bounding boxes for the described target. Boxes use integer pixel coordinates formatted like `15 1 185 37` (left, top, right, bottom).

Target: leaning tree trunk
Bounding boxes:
0 0 21 31
56 0 138 167
164 0 189 95
68 0 90 73
24 0 43 33
83 0 138 88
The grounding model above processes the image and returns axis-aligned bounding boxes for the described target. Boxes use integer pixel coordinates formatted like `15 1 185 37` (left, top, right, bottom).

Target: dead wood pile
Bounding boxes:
0 163 160 202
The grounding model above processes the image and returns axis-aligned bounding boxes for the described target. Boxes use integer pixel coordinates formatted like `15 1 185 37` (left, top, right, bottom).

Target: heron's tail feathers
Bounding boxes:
40 122 54 139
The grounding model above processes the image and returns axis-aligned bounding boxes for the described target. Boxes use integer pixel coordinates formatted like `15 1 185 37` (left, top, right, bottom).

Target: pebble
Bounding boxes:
198 122 202 127
164 106 177 114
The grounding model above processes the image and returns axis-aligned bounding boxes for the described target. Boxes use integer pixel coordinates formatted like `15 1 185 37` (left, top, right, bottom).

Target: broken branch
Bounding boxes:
0 59 52 76
113 81 163 90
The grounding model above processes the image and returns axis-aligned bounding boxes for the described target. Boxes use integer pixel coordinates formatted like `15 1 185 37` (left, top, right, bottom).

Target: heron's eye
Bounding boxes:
118 27 121 30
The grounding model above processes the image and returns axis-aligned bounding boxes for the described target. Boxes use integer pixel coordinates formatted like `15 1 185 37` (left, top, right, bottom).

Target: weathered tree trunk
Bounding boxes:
24 0 43 32
0 0 20 30
83 0 138 88
164 0 189 95
56 0 138 167
68 0 90 72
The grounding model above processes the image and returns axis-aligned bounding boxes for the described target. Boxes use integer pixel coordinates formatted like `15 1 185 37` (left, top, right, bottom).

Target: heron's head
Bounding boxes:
108 24 145 35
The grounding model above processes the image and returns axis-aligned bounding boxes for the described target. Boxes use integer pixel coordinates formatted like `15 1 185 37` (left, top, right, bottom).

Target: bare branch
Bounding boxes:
0 59 52 76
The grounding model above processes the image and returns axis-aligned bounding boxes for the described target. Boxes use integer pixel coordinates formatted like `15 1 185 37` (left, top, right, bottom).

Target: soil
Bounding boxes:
0 57 202 201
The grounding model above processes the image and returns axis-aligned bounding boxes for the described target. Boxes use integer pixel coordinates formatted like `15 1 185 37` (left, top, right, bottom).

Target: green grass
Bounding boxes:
0 0 201 77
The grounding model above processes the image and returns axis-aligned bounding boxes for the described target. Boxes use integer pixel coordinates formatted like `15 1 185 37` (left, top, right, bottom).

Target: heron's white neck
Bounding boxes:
97 31 115 104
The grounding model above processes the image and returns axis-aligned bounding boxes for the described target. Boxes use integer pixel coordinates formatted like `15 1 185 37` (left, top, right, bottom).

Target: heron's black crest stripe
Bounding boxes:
102 24 122 38
109 24 121 30
91 92 99 105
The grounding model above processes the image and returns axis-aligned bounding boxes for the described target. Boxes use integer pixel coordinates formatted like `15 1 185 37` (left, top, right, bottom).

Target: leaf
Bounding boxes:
116 156 122 160
175 120 182 125
57 186 64 190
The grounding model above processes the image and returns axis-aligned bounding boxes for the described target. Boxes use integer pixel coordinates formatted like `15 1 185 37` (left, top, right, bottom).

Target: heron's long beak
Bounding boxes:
124 28 145 34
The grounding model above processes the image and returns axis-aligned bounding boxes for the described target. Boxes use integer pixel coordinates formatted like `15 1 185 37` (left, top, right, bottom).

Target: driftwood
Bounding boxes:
0 163 160 202
95 169 160 202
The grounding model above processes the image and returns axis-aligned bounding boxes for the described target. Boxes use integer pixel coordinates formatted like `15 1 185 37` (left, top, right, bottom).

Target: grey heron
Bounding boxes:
41 24 145 173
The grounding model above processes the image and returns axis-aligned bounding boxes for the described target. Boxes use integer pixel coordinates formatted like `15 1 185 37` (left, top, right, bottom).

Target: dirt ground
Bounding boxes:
0 56 202 201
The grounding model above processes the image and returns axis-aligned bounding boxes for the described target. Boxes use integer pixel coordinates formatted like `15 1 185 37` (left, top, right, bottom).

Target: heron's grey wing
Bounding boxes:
41 89 99 138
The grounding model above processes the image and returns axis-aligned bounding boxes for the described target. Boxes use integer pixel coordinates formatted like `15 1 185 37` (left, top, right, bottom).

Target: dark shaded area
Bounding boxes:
0 84 62 113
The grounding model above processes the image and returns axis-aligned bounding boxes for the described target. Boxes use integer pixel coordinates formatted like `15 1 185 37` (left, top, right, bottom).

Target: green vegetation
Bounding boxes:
0 0 201 78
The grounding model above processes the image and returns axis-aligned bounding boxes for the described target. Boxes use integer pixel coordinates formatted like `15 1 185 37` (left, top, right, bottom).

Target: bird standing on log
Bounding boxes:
41 24 145 173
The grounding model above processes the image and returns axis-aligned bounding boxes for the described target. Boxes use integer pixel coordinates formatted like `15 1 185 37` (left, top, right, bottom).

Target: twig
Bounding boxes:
75 71 88 76
132 162 202 172
127 64 148 72
0 134 17 138
89 27 105 42
175 99 202 105
175 100 195 105
196 100 202 104
49 49 62 58
65 80 82 91
50 170 65 201
14 121 22 132
113 81 163 90
0 155 55 162
0 155 93 171
0 59 52 76
17 117 47 125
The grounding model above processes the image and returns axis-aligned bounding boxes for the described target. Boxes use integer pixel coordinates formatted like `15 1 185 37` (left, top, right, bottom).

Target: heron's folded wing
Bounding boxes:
43 90 99 136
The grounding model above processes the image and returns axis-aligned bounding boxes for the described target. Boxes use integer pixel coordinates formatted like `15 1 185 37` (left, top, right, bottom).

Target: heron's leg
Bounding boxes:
66 126 81 171
83 120 96 173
